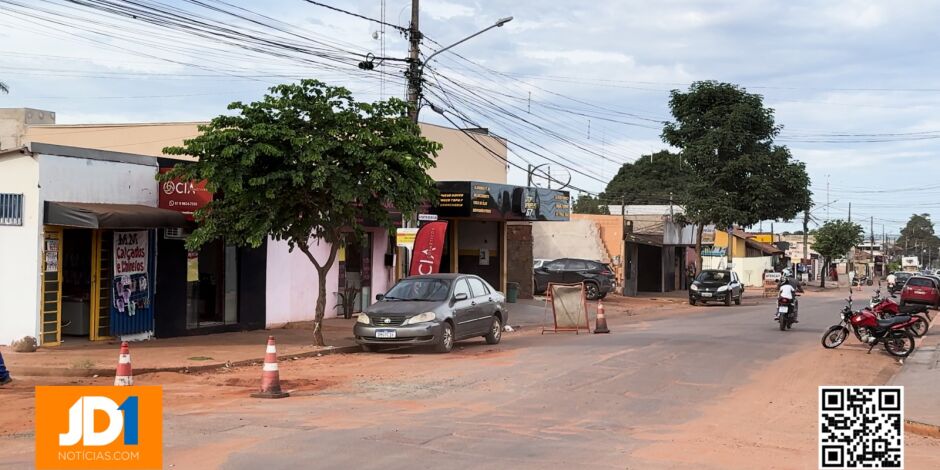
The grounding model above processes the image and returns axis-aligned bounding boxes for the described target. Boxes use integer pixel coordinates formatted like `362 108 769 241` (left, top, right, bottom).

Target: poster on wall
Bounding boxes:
44 239 59 272
113 231 149 316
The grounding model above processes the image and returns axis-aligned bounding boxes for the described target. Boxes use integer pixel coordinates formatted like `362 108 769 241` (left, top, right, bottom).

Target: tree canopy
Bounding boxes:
602 150 692 205
573 194 609 214
161 79 440 345
896 214 940 256
662 81 812 230
812 219 863 287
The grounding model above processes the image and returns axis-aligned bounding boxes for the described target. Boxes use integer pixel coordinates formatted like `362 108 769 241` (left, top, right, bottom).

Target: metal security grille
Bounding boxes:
0 193 24 226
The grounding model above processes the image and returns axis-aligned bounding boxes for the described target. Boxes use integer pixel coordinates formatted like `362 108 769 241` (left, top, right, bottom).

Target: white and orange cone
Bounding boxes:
251 336 289 399
594 299 610 334
114 341 133 386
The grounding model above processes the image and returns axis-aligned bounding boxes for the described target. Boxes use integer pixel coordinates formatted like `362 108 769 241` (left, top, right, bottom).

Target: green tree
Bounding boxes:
662 81 812 269
573 194 608 214
602 150 693 205
895 214 940 257
161 80 441 345
812 219 863 288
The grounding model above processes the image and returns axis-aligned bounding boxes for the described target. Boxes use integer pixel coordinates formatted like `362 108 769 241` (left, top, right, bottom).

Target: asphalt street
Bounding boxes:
152 290 917 469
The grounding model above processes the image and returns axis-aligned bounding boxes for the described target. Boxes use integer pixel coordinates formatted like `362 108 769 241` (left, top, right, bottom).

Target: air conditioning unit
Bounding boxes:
164 227 188 239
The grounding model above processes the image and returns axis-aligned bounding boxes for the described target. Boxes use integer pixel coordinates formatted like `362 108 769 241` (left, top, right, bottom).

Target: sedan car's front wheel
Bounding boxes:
434 322 455 353
484 316 502 345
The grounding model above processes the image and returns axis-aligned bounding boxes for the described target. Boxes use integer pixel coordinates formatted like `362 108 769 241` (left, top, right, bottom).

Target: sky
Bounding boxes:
2 0 940 238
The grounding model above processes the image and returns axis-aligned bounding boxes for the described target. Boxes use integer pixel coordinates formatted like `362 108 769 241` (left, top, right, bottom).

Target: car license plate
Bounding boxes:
778 306 789 313
701 292 712 298
915 290 926 295
375 329 396 339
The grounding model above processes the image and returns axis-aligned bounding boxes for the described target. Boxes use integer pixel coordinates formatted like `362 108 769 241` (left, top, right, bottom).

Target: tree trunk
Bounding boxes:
695 223 704 274
299 242 340 347
820 257 827 288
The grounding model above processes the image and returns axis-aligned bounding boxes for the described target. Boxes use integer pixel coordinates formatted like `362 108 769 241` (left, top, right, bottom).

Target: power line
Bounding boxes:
301 0 407 32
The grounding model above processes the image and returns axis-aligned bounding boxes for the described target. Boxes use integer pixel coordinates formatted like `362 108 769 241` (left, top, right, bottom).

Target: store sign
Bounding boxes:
158 168 212 221
396 228 419 249
114 231 150 317
417 214 438 222
701 225 716 244
433 181 570 221
409 221 448 276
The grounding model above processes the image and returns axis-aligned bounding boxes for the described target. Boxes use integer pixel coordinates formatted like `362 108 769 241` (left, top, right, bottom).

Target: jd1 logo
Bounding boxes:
59 396 139 447
35 386 162 469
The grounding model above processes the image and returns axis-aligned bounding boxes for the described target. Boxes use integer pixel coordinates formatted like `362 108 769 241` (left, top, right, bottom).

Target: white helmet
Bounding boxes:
782 268 792 278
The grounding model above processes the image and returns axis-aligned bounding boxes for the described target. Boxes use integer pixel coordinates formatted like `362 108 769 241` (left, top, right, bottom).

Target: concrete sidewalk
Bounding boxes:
2 300 551 378
888 319 940 432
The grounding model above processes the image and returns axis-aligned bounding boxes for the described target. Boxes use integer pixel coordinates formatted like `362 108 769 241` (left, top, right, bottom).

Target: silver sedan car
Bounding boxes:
354 273 507 353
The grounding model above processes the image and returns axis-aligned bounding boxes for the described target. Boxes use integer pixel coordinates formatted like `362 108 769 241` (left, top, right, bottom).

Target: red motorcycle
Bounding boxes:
821 293 917 357
869 289 930 338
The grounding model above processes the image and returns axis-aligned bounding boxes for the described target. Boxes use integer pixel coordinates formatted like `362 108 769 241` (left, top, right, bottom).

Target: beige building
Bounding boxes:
2 110 508 184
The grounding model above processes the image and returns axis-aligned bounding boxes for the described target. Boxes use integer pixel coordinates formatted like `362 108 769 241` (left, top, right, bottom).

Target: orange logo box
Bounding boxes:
35 386 162 469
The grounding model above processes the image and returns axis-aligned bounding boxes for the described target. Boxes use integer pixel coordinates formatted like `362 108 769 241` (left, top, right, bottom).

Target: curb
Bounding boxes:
906 420 940 439
14 344 363 378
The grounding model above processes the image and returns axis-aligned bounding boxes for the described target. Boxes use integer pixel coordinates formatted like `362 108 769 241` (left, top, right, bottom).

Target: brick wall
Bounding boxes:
507 223 534 299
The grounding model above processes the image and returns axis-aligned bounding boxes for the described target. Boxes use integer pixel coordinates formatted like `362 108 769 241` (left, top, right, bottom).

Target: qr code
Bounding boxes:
819 386 904 469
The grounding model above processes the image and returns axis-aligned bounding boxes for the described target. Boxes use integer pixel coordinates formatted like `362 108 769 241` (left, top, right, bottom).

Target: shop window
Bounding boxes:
0 193 23 226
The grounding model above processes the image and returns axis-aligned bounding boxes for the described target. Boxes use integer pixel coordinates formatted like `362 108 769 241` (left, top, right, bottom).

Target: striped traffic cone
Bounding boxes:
114 341 133 386
251 336 289 399
594 299 610 334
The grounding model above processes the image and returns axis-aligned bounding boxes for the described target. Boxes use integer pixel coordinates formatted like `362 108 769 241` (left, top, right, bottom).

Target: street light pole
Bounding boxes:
405 11 512 124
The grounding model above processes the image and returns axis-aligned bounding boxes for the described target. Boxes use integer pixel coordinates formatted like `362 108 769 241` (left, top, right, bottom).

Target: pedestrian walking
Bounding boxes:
0 351 11 385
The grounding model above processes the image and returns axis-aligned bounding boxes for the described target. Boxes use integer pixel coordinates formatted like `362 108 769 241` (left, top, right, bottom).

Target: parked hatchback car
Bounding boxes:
354 274 507 353
899 276 940 308
689 269 744 306
533 258 614 300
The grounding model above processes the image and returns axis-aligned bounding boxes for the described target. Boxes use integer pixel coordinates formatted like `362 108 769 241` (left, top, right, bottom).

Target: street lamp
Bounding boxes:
422 17 513 68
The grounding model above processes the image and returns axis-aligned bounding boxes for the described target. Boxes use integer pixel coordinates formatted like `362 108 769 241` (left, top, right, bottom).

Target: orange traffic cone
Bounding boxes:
594 299 610 334
251 336 289 399
114 341 133 386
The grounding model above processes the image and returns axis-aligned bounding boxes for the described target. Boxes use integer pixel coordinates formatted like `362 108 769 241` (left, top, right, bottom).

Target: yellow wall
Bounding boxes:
24 121 509 183
712 230 747 257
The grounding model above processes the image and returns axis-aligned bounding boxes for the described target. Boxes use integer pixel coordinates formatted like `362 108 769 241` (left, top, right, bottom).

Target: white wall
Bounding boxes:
701 256 773 287
265 229 389 327
0 153 41 344
532 219 608 262
38 154 157 205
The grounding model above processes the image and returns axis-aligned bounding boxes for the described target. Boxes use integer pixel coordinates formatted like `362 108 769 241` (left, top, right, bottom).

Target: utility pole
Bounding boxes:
826 174 830 221
870 216 875 277
848 202 851 222
803 210 810 280
405 0 422 123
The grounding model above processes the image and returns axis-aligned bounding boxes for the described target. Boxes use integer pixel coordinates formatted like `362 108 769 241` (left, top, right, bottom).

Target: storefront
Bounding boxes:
0 144 267 346
430 181 570 291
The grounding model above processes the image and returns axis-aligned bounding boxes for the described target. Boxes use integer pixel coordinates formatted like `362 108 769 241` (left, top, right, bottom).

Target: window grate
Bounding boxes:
0 193 24 226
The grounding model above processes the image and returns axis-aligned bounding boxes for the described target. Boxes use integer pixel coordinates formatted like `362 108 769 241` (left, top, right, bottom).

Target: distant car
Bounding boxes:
533 258 613 300
689 269 744 306
533 259 551 269
899 276 940 308
354 274 506 353
889 271 914 294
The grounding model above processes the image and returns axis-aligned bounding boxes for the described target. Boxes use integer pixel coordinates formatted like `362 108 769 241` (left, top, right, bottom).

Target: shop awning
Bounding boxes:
44 201 187 229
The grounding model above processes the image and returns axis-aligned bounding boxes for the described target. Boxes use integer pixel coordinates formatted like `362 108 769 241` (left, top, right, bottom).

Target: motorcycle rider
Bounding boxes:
775 269 804 322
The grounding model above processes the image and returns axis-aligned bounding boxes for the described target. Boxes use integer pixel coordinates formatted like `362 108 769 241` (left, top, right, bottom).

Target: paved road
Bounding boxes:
156 291 884 469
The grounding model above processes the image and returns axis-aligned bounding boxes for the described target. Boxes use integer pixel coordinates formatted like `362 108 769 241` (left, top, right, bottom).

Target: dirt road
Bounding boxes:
2 290 938 469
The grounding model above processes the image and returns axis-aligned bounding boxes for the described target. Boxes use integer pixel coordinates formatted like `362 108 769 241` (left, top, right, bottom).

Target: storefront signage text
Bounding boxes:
432 181 570 221
115 231 148 276
158 168 212 221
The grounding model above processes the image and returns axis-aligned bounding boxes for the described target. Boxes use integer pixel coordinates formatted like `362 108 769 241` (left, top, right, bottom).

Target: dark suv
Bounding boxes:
689 269 744 306
534 258 614 300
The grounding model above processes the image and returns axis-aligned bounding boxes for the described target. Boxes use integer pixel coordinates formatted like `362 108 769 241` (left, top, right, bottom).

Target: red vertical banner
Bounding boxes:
409 221 449 276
